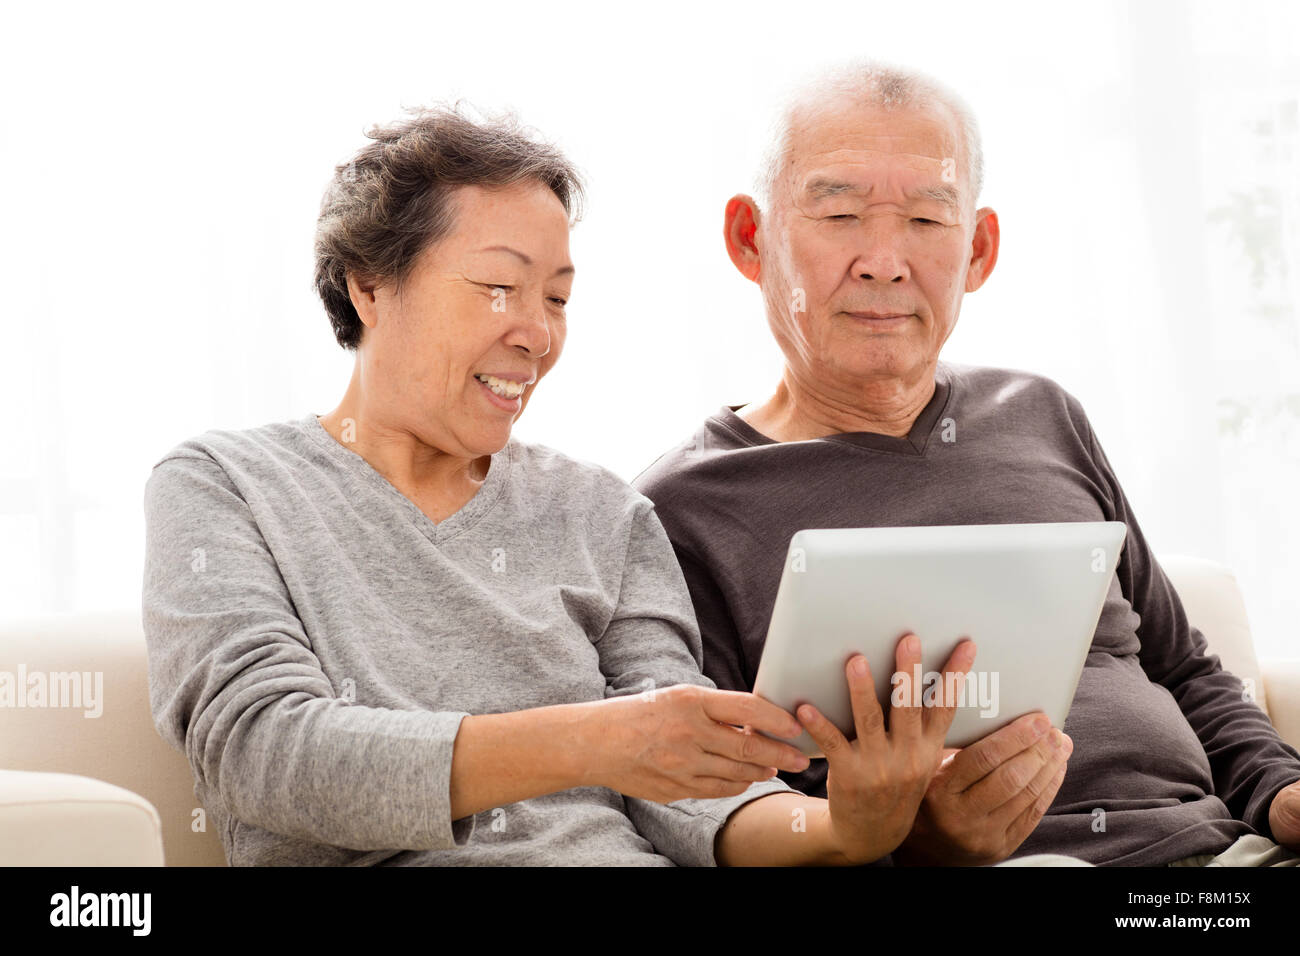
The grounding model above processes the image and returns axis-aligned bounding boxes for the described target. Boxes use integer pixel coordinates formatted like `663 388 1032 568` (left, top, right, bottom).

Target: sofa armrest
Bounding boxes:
1262 659 1300 752
0 769 164 866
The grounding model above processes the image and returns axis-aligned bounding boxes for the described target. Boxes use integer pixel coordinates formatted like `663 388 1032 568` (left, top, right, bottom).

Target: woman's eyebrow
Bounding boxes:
474 245 575 276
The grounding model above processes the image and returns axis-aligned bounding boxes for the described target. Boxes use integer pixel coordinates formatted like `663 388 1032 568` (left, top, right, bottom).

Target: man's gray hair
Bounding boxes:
752 58 984 216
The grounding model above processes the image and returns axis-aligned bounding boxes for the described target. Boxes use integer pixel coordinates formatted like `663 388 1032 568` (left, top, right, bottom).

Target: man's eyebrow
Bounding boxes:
803 177 863 200
801 178 961 211
474 245 575 277
908 183 961 210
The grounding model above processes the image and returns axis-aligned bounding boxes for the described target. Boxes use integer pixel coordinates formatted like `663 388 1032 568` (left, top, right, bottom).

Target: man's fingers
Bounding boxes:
699 687 802 739
964 727 1063 812
944 712 1053 792
989 731 1071 824
1004 759 1069 853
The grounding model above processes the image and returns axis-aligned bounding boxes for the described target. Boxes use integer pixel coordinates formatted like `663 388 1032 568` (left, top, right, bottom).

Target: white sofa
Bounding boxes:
2 555 1298 866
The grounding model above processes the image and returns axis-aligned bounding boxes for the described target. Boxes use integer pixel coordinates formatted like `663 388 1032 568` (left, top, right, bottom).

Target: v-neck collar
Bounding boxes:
300 413 512 545
715 363 954 457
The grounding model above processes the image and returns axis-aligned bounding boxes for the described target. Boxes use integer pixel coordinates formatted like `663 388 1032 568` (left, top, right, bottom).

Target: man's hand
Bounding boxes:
795 634 975 865
892 712 1072 866
1268 779 1300 849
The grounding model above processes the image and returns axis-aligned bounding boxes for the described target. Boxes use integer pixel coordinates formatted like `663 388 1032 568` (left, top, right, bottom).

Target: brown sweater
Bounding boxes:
633 361 1300 865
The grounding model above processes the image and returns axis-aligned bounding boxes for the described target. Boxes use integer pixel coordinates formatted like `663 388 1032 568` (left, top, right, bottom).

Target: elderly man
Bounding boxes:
633 60 1300 866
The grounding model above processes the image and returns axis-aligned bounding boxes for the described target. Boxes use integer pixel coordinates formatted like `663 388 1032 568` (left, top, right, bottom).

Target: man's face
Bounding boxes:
755 98 991 392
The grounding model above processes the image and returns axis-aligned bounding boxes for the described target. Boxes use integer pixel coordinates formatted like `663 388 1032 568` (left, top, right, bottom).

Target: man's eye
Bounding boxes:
825 214 856 221
912 218 940 226
549 296 568 307
487 284 514 292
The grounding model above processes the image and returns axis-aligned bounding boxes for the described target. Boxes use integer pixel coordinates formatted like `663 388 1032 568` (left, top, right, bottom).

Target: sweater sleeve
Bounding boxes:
142 453 475 853
594 496 793 866
1083 421 1300 837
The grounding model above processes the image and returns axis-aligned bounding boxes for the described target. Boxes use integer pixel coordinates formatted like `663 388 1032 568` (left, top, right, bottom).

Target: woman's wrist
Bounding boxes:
448 700 604 820
714 793 858 866
803 802 858 865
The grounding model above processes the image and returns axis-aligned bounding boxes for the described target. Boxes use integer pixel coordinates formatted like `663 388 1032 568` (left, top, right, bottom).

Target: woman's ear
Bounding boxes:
724 194 763 283
346 272 381 331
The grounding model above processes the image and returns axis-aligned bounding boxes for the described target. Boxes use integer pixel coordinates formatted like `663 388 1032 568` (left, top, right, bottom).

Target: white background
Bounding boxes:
3 0 1298 659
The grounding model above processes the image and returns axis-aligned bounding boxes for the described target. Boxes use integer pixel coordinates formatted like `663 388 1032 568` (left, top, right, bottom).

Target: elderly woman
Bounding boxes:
141 104 966 866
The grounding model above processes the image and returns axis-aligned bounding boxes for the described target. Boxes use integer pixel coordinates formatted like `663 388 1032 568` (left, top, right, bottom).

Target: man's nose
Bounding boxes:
850 222 910 283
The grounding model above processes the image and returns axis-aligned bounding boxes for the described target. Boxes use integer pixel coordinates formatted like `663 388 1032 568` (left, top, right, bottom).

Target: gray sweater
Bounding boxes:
634 361 1300 866
141 413 791 866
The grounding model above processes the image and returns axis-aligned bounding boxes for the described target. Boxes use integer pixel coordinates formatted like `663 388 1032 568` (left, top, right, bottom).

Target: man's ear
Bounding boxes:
724 194 763 283
345 272 381 331
964 207 1000 293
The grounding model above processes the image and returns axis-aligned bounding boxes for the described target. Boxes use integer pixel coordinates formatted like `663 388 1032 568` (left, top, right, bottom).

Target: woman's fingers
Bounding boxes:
700 719 810 774
845 653 888 745
697 686 802 740
923 638 977 740
692 752 784 786
887 634 976 741
886 633 925 737
796 701 852 758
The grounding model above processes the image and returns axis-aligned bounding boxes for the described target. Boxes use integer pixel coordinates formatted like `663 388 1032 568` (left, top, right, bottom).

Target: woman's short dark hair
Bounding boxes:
313 101 587 351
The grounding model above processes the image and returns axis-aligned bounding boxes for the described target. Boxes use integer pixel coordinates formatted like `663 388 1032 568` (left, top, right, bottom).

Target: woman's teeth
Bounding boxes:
475 374 525 399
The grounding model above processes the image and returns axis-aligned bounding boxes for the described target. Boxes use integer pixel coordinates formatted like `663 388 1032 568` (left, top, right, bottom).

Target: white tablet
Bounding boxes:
752 521 1127 756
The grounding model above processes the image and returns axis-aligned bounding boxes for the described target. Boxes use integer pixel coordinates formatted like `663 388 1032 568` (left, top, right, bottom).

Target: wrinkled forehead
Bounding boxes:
794 151 952 194
780 103 964 203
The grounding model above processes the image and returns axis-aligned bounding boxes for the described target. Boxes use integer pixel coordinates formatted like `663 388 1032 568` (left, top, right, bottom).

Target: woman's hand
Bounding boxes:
797 634 976 865
582 684 813 802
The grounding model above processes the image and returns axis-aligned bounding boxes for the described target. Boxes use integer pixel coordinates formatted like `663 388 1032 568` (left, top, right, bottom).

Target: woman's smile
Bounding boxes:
474 372 526 411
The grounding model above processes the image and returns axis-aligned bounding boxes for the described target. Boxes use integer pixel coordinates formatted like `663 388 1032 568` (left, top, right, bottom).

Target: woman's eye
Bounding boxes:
825 214 855 221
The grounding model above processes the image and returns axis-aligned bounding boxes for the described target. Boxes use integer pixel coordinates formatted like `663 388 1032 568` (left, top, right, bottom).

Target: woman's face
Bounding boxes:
348 179 574 460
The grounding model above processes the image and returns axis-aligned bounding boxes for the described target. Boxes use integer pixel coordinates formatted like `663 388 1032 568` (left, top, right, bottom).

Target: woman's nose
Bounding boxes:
508 297 552 357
